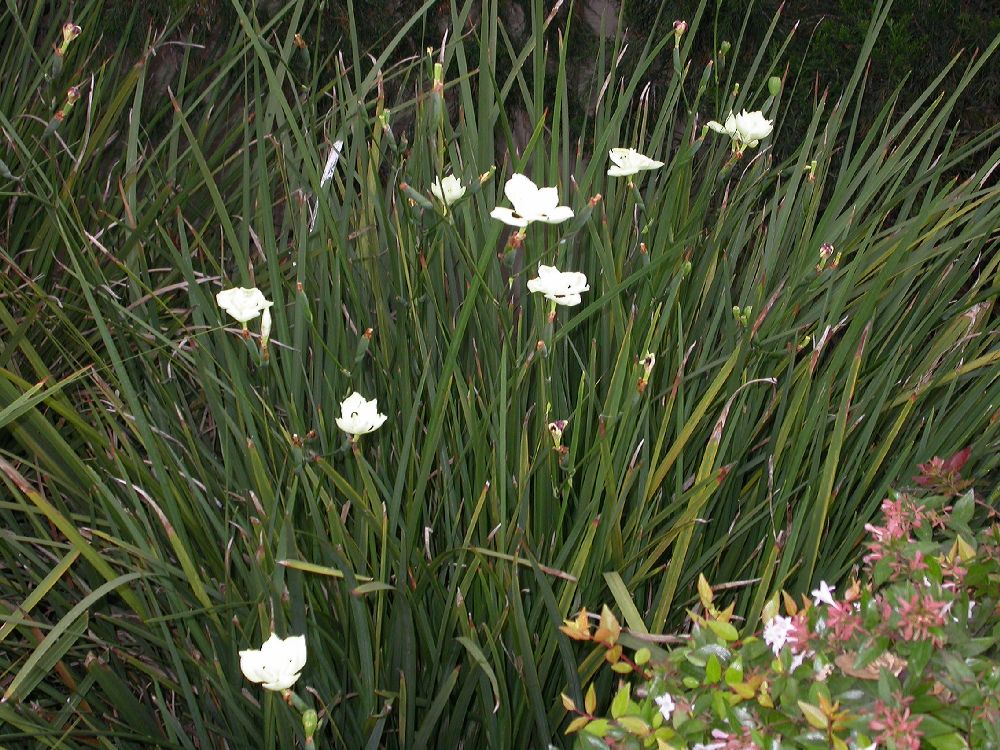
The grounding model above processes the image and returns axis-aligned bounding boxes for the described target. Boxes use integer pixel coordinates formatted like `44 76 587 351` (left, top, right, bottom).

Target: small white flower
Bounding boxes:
811 580 836 607
607 147 664 177
762 614 794 656
335 391 388 436
526 265 590 306
707 109 773 150
734 110 773 144
216 287 273 325
654 692 675 721
239 633 306 692
490 173 574 227
430 174 466 206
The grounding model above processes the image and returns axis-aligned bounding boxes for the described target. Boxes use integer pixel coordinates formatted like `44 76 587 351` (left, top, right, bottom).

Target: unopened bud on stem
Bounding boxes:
673 20 687 45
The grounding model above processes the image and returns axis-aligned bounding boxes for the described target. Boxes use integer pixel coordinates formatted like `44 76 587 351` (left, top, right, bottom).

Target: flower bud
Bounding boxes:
302 709 319 738
548 419 567 448
641 352 656 379
768 76 782 96
378 108 392 133
637 352 656 394
719 41 731 55
62 23 82 47
673 20 687 44
432 61 444 93
260 307 272 348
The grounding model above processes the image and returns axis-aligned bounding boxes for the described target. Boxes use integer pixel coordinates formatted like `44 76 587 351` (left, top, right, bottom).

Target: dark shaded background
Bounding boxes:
105 0 999 146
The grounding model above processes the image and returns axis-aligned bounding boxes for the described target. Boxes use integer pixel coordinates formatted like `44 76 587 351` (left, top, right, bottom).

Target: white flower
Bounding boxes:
430 174 466 206
734 110 773 144
526 265 590 306
762 614 794 656
707 109 773 150
607 147 664 177
216 287 273 325
490 173 574 227
239 633 306 691
654 692 675 721
811 580 836 607
335 391 387 436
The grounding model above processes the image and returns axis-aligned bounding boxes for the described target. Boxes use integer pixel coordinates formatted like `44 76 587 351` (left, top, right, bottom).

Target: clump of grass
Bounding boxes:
1 0 998 747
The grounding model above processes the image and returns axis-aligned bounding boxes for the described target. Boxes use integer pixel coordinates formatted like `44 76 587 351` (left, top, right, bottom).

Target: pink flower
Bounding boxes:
892 592 950 645
869 697 923 750
824 600 865 643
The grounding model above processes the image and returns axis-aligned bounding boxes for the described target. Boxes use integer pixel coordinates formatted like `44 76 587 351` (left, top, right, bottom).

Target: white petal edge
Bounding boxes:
537 206 574 224
490 207 529 227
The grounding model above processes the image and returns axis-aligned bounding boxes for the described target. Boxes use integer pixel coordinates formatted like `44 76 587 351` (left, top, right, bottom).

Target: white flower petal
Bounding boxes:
537 206 574 224
261 672 302 691
239 649 271 684
549 292 581 306
504 173 538 208
534 187 560 213
489 206 529 227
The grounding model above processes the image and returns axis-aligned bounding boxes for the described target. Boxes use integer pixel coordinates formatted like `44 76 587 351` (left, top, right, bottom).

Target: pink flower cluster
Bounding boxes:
863 495 944 571
880 591 951 645
870 696 923 750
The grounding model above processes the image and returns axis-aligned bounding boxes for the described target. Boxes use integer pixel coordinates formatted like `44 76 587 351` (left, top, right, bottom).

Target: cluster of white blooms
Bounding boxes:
218 110 773 430
229 102 777 718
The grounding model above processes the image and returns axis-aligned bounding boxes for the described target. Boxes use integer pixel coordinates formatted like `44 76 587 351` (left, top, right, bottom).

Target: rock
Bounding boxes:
580 0 619 38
